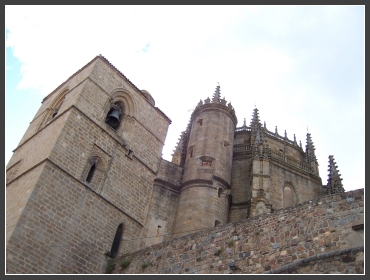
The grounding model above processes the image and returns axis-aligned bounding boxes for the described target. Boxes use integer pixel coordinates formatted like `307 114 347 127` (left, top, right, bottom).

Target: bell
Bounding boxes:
105 109 121 129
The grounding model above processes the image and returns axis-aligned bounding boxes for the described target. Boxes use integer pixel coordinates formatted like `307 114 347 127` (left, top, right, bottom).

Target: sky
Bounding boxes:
5 5 364 192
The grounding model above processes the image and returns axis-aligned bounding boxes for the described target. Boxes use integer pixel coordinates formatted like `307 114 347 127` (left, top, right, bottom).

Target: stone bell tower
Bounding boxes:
172 86 237 238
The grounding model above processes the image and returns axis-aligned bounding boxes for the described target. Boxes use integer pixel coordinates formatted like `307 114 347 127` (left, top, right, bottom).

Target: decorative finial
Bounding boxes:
326 155 344 194
212 84 221 103
264 121 266 128
305 133 317 164
243 118 246 127
221 96 227 105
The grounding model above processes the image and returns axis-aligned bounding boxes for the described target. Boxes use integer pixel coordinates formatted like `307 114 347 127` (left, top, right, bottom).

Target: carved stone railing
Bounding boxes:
235 126 251 132
233 144 251 152
269 149 285 161
286 155 313 172
268 149 313 173
265 129 296 146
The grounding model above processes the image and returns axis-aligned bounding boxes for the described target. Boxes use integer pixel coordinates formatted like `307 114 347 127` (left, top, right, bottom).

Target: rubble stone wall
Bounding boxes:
108 189 364 274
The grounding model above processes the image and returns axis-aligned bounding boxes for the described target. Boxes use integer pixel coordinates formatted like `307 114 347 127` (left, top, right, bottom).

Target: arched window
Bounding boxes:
105 102 122 130
38 89 68 130
81 154 107 192
52 97 65 118
283 186 296 208
256 201 267 215
86 163 96 183
110 224 123 258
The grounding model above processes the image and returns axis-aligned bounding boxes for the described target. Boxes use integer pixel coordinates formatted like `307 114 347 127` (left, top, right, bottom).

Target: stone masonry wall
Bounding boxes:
141 184 180 248
140 159 183 249
6 163 45 243
108 189 363 274
6 56 172 273
229 155 252 223
49 107 157 224
15 61 96 148
6 111 68 183
76 62 170 173
229 130 252 223
269 162 319 211
6 160 143 274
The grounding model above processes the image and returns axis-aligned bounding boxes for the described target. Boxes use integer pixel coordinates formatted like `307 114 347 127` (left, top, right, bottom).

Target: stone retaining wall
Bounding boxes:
108 189 364 274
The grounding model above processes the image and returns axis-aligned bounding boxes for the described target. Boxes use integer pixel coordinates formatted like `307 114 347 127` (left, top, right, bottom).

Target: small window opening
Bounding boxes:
156 225 162 237
218 188 222 198
214 220 221 227
197 119 203 126
52 97 65 119
86 163 96 183
202 161 212 167
188 145 194 159
52 110 58 118
110 224 123 259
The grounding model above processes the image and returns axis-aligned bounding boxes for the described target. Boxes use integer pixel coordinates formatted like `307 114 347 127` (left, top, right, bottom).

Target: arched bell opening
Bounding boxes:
105 102 123 130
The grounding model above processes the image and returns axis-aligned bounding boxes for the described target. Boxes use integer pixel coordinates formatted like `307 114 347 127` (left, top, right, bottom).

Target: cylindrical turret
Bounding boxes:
172 87 237 238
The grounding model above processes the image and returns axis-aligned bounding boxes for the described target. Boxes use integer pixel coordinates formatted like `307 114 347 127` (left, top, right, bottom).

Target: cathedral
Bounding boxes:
6 55 349 274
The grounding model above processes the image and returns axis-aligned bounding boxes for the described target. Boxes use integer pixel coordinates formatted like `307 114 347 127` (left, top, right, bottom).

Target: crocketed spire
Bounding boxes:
191 85 237 126
172 120 192 166
212 85 221 103
250 107 262 133
326 155 344 194
305 133 317 163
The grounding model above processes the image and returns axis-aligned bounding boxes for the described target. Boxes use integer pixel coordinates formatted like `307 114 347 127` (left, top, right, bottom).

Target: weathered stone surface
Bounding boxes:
110 189 363 274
